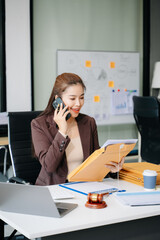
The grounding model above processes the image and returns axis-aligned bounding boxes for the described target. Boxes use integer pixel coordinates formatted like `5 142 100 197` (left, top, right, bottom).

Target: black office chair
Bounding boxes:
3 111 42 240
133 96 160 164
8 111 42 184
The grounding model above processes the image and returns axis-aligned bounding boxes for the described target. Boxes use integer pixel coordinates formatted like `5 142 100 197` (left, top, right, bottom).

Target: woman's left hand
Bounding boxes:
105 157 125 173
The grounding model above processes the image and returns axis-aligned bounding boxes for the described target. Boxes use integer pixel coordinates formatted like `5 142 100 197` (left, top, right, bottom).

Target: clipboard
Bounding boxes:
68 140 137 182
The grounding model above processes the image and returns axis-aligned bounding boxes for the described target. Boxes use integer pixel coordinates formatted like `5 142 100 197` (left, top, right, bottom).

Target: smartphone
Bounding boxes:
52 97 71 120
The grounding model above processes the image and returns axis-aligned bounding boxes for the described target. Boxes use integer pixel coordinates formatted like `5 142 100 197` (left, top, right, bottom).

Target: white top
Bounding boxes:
143 170 157 176
66 136 83 174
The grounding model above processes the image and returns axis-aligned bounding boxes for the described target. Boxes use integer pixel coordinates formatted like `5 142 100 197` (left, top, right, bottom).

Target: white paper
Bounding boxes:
60 181 119 195
101 139 138 149
48 186 75 200
111 91 138 115
115 191 160 206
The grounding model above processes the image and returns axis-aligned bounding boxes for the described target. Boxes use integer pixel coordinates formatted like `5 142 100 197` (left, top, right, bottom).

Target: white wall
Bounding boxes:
33 0 143 110
5 0 32 111
33 0 143 144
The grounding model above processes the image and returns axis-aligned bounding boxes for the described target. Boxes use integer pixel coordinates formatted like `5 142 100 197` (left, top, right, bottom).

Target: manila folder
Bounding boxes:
68 142 136 182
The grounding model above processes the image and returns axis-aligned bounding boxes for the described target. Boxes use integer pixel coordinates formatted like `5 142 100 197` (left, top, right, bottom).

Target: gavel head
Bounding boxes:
87 193 103 204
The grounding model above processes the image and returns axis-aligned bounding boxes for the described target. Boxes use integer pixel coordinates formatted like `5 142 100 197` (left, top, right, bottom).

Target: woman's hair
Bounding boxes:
41 73 86 116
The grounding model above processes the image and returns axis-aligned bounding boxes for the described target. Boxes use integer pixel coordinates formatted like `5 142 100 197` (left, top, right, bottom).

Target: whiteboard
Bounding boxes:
57 50 139 125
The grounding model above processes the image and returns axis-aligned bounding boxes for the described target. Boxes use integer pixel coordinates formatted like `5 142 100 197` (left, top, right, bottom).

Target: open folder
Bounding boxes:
68 139 137 182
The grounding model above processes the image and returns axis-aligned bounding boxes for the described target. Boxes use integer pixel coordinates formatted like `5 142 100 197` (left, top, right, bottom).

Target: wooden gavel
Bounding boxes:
85 192 109 209
87 192 109 203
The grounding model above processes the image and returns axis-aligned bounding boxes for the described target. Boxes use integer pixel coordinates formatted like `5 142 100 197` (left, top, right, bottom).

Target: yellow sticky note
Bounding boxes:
85 60 91 68
110 62 115 68
108 81 114 88
94 96 100 102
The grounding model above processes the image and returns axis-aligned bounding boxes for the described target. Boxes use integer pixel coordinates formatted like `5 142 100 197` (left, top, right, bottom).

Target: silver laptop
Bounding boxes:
0 182 78 218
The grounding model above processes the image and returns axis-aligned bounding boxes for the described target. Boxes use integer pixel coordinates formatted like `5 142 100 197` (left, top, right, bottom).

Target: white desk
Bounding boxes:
1 179 160 240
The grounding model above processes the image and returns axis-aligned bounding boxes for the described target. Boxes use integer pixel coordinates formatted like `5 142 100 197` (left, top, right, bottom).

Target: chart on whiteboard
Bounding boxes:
57 50 139 125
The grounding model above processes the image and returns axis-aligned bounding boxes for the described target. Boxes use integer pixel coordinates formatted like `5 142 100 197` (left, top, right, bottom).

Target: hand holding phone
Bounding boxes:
52 97 71 121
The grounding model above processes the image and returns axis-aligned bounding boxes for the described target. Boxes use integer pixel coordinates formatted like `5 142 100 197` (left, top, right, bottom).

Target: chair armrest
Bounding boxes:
8 176 31 185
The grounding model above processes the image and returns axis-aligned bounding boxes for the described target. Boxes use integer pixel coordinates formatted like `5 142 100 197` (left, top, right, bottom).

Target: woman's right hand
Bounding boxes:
53 103 70 135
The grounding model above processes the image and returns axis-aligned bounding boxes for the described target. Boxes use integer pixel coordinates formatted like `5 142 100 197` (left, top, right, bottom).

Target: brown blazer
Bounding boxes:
31 113 100 185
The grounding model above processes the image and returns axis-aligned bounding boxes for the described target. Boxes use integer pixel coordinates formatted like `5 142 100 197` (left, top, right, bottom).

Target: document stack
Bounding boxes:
119 162 160 186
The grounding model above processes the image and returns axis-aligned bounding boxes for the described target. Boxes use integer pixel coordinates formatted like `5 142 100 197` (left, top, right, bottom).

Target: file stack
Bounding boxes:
119 162 160 186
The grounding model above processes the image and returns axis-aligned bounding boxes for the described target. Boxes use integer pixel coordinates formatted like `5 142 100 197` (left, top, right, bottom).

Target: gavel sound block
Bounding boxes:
85 192 109 209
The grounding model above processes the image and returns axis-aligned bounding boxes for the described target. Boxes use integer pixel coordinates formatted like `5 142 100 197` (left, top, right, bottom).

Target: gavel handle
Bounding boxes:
100 188 119 196
101 192 110 197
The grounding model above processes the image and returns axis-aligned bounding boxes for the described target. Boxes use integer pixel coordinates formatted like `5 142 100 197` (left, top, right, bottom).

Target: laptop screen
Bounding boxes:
0 182 77 218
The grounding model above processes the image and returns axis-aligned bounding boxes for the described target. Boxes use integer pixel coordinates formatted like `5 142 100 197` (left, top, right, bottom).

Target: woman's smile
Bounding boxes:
70 108 80 113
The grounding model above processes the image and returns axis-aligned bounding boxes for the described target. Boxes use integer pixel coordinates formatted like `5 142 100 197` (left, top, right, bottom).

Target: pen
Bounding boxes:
91 189 126 194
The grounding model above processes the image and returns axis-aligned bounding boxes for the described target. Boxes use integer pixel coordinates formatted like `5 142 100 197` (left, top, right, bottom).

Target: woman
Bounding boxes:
31 73 124 185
